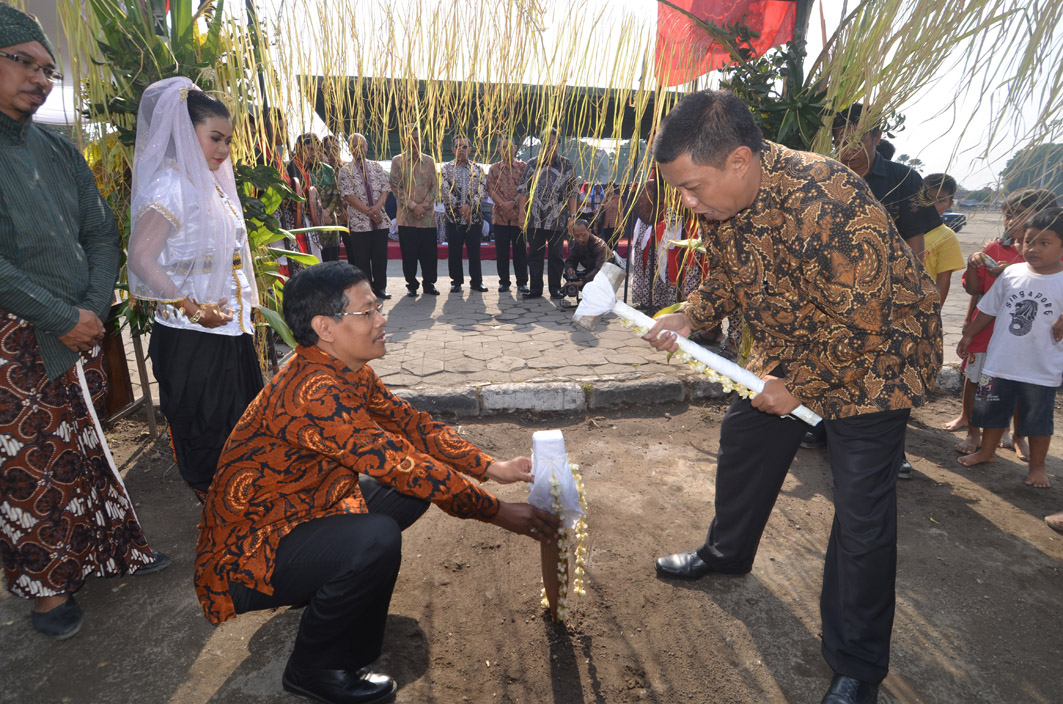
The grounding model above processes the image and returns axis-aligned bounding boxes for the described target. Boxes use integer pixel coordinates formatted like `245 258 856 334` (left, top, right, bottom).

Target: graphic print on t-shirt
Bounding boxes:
1003 290 1055 337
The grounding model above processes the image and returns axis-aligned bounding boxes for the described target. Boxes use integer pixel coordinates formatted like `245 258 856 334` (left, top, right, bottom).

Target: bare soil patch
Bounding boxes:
2 393 1062 703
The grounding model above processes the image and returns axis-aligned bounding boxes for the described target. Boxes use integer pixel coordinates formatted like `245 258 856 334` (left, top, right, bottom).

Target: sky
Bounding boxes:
39 0 1054 190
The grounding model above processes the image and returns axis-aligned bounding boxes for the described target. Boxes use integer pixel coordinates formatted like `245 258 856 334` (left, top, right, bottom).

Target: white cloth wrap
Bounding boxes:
527 430 584 531
573 272 823 427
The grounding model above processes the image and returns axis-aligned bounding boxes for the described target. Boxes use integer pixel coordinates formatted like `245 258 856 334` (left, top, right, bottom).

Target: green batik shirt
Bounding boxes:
0 112 120 379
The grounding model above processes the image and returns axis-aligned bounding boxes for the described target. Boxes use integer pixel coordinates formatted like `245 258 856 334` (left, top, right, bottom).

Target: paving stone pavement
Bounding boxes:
122 213 1002 418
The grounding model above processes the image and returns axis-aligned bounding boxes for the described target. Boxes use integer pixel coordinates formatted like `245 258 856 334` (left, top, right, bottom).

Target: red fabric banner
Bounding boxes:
655 0 797 87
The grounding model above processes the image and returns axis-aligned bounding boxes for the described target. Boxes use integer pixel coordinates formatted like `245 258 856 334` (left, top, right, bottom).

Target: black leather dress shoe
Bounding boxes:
549 290 565 300
522 291 543 300
498 283 511 292
374 291 392 300
406 288 418 298
282 659 396 704
517 284 531 294
423 285 440 295
470 283 489 292
655 550 714 579
821 674 878 704
801 428 827 449
450 284 463 293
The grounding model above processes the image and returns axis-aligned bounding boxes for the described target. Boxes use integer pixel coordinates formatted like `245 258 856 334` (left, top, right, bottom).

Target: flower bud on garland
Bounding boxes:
539 464 588 622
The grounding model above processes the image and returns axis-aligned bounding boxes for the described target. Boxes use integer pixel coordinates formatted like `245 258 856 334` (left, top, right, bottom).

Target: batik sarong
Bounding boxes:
0 312 153 598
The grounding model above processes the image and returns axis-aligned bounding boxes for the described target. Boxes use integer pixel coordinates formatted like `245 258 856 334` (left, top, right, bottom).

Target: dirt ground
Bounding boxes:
2 392 1062 704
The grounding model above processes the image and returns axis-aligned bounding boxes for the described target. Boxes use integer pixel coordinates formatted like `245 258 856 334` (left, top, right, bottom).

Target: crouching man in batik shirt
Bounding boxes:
645 90 941 704
195 262 559 704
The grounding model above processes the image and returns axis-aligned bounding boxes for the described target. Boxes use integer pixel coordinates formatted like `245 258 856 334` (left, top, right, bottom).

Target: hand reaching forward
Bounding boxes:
490 501 560 544
485 456 533 484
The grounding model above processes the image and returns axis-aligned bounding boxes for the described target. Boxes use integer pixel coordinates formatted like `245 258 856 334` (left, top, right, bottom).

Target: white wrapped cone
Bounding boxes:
527 429 584 530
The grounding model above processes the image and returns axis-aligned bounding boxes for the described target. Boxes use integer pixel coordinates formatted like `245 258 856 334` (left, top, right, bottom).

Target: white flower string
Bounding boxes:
617 317 757 399
539 463 588 622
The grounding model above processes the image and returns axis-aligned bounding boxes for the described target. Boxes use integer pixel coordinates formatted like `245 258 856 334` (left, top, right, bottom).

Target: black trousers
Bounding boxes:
148 325 264 494
528 227 566 295
695 397 908 684
446 222 483 287
397 226 438 291
344 228 389 295
493 224 527 287
229 476 430 671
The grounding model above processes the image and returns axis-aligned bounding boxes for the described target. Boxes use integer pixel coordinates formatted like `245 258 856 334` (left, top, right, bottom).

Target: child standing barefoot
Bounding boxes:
951 189 1059 455
956 208 1063 488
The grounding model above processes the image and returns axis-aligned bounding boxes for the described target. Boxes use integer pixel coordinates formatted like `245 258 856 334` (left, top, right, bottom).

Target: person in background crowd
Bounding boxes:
390 124 439 297
0 7 169 640
563 218 609 290
517 128 578 300
440 135 488 293
921 173 966 304
318 135 347 261
599 183 622 247
486 134 529 293
338 133 392 300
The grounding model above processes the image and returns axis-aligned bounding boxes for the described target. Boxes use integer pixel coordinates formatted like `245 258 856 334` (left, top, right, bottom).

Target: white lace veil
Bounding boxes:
128 77 258 308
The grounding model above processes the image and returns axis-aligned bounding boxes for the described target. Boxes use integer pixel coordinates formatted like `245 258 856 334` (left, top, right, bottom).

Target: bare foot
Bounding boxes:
942 415 968 432
1014 436 1031 462
958 450 995 467
998 431 1014 450
1026 466 1051 488
954 437 980 454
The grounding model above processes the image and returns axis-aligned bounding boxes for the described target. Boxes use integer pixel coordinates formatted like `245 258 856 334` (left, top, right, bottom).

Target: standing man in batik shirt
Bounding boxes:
440 135 488 293
390 124 440 297
645 90 941 704
516 128 579 300
0 5 169 640
486 134 528 293
338 133 392 300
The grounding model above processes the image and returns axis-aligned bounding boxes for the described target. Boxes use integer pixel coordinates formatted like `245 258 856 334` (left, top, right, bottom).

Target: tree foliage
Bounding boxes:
1001 144 1063 198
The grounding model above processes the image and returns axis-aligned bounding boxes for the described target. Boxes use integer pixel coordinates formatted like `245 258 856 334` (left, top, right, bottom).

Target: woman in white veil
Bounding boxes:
128 77 263 499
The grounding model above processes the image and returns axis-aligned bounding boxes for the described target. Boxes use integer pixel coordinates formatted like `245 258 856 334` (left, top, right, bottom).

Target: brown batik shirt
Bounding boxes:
684 141 942 420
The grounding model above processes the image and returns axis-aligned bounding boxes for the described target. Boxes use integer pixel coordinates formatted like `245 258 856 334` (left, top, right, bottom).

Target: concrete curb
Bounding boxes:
395 363 964 418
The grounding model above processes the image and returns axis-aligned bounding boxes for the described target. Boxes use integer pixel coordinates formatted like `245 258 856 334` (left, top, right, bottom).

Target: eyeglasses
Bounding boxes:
333 302 385 319
0 51 63 83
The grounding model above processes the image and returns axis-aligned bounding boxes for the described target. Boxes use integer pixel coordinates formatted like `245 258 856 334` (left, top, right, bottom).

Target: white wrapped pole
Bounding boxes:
573 264 822 427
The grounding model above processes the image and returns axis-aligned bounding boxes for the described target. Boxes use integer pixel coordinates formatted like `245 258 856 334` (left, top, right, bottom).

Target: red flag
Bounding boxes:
655 0 796 87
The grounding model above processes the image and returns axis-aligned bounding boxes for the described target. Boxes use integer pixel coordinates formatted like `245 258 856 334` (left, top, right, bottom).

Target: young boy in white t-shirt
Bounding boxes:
956 208 1063 487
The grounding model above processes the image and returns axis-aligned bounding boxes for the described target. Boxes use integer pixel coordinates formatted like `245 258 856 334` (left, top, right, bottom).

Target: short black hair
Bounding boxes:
653 90 762 168
573 218 591 229
186 91 230 127
831 103 881 134
924 173 957 196
875 139 896 160
1027 208 1063 243
283 262 368 346
1004 188 1060 214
